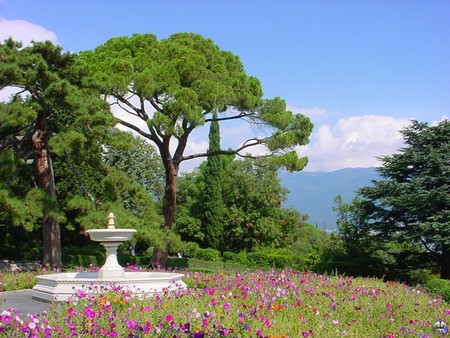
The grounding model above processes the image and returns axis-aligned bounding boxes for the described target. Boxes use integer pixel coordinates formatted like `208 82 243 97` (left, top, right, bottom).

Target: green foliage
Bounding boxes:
357 120 450 279
0 271 39 292
201 111 227 251
220 159 305 252
81 33 313 266
247 249 296 269
315 195 387 278
222 251 237 262
165 257 189 270
0 39 116 266
176 157 316 256
184 242 200 258
426 278 450 302
194 248 222 262
187 258 246 273
103 137 165 202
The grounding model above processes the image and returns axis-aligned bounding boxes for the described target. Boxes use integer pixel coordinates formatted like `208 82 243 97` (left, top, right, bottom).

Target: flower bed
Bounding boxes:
1 269 449 337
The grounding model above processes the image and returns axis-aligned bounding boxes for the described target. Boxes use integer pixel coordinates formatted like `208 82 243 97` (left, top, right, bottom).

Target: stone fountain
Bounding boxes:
32 213 187 302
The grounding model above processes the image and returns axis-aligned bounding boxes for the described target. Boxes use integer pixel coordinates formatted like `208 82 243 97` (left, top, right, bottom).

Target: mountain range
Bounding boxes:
279 167 379 230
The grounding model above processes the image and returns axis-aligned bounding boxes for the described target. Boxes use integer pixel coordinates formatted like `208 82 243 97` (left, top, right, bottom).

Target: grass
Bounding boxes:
0 266 449 337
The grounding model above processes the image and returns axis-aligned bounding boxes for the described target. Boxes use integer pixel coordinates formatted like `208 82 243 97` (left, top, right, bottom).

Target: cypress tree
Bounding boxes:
202 111 225 251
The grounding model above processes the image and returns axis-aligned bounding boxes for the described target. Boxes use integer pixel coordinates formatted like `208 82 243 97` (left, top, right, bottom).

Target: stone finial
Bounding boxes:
108 212 116 229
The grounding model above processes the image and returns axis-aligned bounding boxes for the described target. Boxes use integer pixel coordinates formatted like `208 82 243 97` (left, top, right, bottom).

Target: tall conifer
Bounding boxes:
202 111 225 250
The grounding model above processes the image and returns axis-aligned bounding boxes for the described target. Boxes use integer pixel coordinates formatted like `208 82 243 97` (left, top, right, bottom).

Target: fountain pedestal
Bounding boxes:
98 242 125 278
32 213 187 302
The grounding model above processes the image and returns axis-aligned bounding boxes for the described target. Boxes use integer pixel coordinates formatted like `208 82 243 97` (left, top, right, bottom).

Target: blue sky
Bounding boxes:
1 0 449 172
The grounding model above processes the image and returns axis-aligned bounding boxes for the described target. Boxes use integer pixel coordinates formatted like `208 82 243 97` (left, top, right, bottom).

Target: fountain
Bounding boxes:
32 213 187 302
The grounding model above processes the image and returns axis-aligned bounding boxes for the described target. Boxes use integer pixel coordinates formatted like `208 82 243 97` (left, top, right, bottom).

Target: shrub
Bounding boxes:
166 257 189 269
185 242 200 257
426 278 450 302
237 251 250 266
246 249 296 269
194 248 221 261
222 251 237 262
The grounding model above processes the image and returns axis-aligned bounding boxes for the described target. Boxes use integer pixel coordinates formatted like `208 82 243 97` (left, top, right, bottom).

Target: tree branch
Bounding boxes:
0 136 20 151
204 111 256 123
116 117 162 147
179 137 267 163
419 237 439 256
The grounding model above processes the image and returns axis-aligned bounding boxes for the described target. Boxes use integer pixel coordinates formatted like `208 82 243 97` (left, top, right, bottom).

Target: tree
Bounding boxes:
326 195 384 277
103 137 165 202
81 33 313 266
201 111 227 251
175 157 313 254
358 120 450 279
0 39 114 267
333 195 375 258
220 158 292 252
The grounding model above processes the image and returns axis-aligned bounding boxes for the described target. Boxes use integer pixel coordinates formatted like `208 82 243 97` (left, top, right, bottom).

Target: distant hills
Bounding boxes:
279 167 379 230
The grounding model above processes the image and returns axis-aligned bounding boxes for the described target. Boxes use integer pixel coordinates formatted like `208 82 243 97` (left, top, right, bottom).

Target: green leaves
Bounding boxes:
357 119 450 278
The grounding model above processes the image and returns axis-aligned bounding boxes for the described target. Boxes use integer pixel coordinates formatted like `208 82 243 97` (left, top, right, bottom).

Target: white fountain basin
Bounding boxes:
32 213 187 303
86 229 137 242
32 271 187 302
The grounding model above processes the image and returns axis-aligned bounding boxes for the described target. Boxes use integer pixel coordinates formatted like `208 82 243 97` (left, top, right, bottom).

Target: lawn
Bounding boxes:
1 268 449 337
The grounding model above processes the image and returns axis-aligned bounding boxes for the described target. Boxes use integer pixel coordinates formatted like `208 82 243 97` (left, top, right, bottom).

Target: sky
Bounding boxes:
1 0 449 172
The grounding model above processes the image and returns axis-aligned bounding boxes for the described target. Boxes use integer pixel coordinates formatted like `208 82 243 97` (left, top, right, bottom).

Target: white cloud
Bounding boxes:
0 19 59 101
287 105 329 120
298 115 412 172
431 115 449 126
0 18 58 46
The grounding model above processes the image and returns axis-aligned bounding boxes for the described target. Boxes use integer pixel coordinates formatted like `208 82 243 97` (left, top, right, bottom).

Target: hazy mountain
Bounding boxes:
279 167 379 230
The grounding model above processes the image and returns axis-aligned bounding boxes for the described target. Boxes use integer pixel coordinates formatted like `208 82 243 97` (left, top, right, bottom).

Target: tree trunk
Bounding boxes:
32 119 62 268
150 152 178 268
441 245 450 280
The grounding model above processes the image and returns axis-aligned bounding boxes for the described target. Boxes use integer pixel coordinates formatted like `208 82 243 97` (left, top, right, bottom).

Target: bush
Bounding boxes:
426 278 450 302
62 252 105 268
185 242 200 257
247 249 296 269
222 251 237 262
166 257 189 270
237 252 250 266
194 248 221 261
118 254 149 266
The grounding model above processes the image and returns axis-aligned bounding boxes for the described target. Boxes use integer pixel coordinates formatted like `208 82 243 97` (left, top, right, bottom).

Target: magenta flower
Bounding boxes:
126 320 137 330
84 306 95 318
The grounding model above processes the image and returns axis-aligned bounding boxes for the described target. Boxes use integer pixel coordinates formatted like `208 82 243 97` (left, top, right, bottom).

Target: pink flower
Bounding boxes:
386 303 392 309
165 314 174 322
126 320 137 330
84 306 95 318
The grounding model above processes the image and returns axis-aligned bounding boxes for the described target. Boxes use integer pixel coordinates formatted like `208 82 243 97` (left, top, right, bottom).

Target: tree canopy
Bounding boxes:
358 120 450 279
81 33 313 265
0 39 163 265
0 39 115 266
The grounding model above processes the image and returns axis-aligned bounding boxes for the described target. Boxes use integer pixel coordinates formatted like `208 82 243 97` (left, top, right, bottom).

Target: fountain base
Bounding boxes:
32 271 187 302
